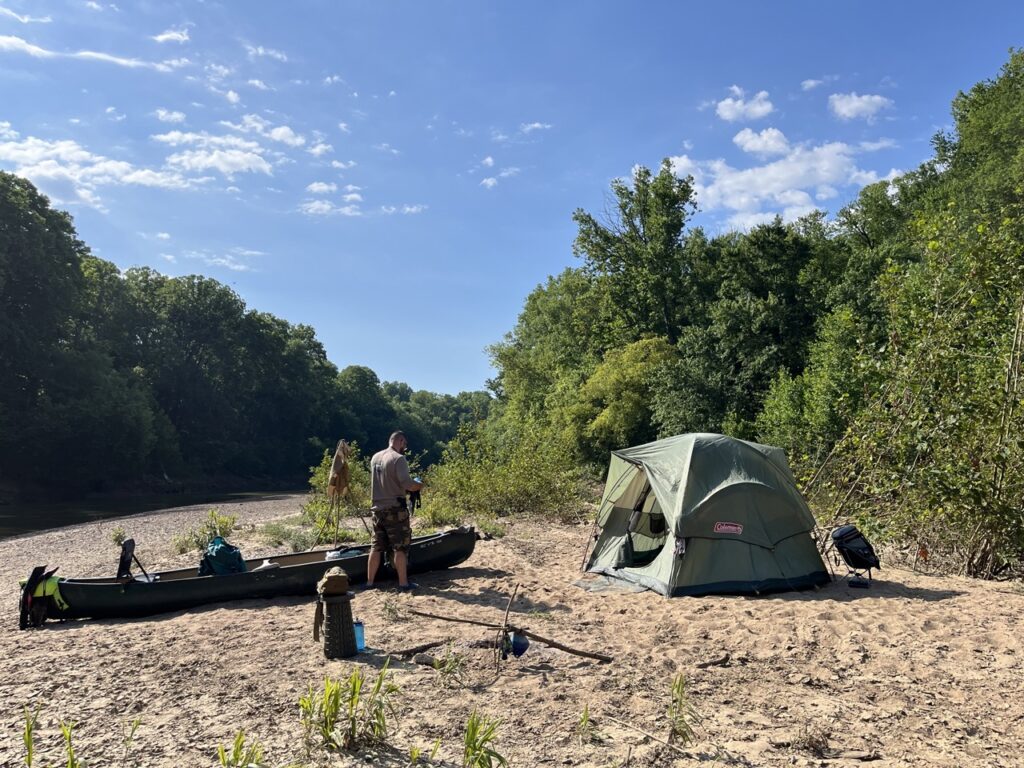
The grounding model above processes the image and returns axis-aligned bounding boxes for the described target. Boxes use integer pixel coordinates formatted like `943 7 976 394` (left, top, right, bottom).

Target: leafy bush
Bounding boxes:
110 526 127 547
258 521 319 552
422 419 586 525
302 444 372 544
171 509 238 554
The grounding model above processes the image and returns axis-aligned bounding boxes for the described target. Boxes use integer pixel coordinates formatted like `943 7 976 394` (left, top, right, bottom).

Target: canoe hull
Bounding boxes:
46 527 476 621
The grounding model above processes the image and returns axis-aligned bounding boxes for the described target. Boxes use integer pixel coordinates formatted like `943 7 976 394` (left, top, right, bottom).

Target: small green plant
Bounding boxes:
407 739 442 766
23 704 40 767
173 509 238 553
60 720 82 768
217 729 264 767
382 596 408 622
299 661 399 754
121 716 142 767
432 643 466 689
666 674 701 746
576 703 601 746
111 526 127 547
462 710 507 768
527 608 554 622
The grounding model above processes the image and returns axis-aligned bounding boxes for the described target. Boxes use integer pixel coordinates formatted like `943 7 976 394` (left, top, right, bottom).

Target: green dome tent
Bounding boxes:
585 433 830 596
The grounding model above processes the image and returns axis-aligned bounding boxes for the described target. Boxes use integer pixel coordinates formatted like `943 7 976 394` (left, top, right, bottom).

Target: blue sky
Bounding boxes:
1 2 1021 394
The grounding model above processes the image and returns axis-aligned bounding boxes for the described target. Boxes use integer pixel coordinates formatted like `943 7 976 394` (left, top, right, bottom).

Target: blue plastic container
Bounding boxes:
353 620 365 652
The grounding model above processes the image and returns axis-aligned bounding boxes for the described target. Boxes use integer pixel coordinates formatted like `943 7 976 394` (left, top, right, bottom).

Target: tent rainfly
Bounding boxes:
586 433 830 596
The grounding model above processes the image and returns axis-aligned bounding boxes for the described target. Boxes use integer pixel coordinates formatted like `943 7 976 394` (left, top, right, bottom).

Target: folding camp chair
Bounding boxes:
830 524 880 588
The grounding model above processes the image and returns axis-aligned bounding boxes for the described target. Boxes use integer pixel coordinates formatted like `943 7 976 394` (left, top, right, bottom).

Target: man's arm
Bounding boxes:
396 456 423 492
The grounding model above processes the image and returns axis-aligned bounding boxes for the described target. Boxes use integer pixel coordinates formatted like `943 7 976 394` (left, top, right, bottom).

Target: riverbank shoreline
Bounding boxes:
2 495 1023 767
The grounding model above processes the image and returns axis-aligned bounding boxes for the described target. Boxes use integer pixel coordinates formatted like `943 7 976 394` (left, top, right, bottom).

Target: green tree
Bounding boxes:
572 160 698 344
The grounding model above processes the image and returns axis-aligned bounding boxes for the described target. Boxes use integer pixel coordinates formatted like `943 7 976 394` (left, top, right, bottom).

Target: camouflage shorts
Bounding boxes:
370 505 412 553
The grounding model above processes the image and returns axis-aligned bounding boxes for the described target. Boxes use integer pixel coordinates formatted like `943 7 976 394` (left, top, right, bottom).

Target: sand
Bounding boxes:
1 494 1022 767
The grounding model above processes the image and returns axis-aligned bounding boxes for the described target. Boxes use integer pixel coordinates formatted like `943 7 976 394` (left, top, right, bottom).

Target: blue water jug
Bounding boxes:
353 620 365 652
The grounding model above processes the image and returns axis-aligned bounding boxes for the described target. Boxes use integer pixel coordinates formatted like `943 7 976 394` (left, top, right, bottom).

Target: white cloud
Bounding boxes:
344 184 361 192
245 44 287 62
183 247 264 272
225 90 240 104
154 108 185 123
306 181 336 194
480 177 497 189
380 205 396 214
166 149 272 177
342 193 362 203
715 86 774 122
161 57 191 69
520 122 552 133
666 138 900 229
481 156 494 167
152 130 262 151
206 63 231 80
0 7 51 23
801 79 823 91
331 159 357 170
498 167 519 178
308 142 332 157
323 74 344 85
220 114 269 133
152 27 189 44
401 204 426 214
828 92 893 122
299 199 361 216
337 122 350 134
105 106 126 122
268 125 304 147
160 253 175 262
0 130 199 210
0 34 172 71
156 231 171 240
373 143 399 156
247 79 270 90
859 138 897 151
733 127 789 156
491 129 509 142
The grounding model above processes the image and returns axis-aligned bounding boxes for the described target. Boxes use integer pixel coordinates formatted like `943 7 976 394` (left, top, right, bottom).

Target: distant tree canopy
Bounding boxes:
0 172 489 495
478 49 1024 577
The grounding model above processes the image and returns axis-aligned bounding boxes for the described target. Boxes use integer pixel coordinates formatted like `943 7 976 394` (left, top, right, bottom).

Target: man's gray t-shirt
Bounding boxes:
370 447 415 510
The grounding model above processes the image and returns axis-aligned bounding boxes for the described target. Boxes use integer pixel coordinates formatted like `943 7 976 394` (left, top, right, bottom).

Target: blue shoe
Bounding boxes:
397 582 419 592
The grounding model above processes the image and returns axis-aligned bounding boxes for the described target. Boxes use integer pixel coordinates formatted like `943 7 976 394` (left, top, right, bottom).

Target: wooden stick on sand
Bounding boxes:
407 607 613 664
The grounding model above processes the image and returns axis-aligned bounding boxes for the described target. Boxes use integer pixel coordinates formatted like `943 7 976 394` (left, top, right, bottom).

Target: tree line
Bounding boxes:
0 175 489 497
466 50 1024 576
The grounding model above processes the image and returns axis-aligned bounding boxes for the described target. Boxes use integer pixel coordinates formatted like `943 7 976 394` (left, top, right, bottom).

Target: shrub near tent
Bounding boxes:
586 433 829 596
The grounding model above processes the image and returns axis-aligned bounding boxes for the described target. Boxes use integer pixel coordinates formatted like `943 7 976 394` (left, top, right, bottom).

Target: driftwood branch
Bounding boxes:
407 608 613 664
391 639 449 657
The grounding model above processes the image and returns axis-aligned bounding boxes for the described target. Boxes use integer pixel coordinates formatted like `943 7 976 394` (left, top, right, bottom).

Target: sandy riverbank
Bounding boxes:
1 494 1022 767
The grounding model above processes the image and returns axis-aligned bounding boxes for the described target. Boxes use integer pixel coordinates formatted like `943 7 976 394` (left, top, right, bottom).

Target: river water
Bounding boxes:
0 491 291 539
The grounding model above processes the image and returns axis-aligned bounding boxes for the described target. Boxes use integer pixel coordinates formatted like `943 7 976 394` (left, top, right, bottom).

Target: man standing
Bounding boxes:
366 431 423 589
